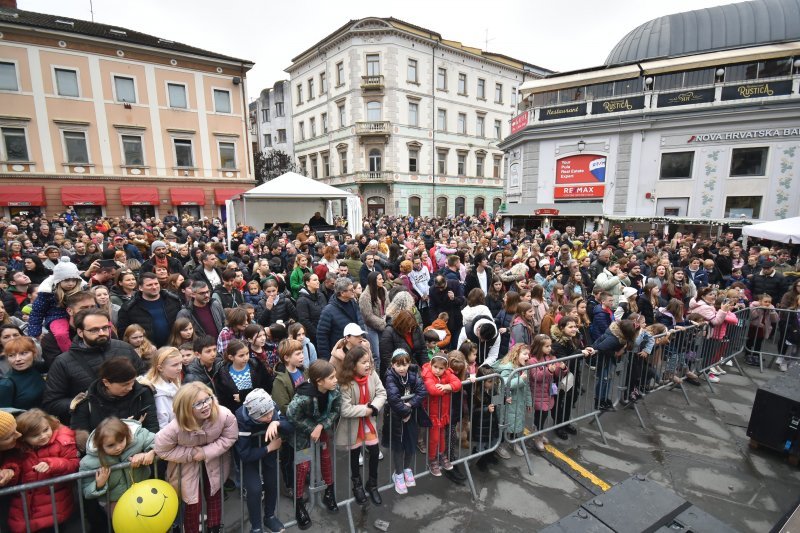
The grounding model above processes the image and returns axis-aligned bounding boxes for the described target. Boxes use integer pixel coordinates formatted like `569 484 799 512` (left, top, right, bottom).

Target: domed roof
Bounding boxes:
605 0 800 65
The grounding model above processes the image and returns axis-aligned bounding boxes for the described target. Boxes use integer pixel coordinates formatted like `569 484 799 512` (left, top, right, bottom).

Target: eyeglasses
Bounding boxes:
83 325 111 334
192 396 214 410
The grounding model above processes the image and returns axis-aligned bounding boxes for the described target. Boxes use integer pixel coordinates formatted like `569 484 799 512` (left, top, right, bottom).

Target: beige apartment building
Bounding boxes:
0 2 254 220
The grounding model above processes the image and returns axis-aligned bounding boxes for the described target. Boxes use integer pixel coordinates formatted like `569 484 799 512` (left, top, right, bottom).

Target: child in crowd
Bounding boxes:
444 350 469 484
168 317 196 349
382 348 429 494
142 346 183 429
244 280 266 309
509 301 535 348
263 323 289 369
0 336 45 410
625 314 655 403
178 342 195 380
216 339 272 412
244 323 268 363
471 366 501 471
27 257 84 351
422 353 462 476
493 344 532 457
154 382 238 533
235 389 292 533
336 345 387 506
746 293 779 366
592 321 637 411
529 333 565 451
459 340 478 378
424 330 441 360
79 417 156 516
424 312 452 350
184 335 223 393
287 360 341 530
272 339 305 498
123 324 157 363
289 322 318 368
2 408 80 533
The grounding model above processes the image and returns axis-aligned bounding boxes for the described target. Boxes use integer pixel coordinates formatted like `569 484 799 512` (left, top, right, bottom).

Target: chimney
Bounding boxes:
0 0 17 8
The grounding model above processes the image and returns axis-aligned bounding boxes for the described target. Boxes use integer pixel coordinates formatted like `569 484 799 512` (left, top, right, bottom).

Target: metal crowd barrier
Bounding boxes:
743 307 800 373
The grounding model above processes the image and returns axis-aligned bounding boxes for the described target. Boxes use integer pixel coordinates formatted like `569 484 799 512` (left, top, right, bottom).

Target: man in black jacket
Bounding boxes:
429 275 464 349
316 278 366 360
751 261 787 304
42 309 148 424
139 240 185 277
212 269 244 309
116 273 182 347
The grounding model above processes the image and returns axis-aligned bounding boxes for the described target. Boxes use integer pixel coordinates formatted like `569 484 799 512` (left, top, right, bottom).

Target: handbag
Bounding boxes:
558 373 575 392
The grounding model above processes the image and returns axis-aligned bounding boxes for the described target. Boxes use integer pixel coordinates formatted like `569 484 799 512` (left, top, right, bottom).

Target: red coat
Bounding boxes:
529 356 565 411
421 362 462 427
2 425 79 533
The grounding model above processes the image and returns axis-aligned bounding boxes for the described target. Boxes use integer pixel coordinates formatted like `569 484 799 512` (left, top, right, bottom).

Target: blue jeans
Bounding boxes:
241 450 279 528
594 358 616 403
365 326 381 370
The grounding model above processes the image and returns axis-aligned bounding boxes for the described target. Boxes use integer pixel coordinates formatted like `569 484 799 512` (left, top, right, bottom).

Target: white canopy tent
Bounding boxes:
742 217 800 244
227 172 361 242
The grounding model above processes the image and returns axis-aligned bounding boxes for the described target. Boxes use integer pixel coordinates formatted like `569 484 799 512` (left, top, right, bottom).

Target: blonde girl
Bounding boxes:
154 382 238 533
493 344 532 457
123 324 157 362
142 347 183 429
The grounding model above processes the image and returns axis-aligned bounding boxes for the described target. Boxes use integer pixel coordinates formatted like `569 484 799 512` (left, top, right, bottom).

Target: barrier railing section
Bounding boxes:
742 307 800 372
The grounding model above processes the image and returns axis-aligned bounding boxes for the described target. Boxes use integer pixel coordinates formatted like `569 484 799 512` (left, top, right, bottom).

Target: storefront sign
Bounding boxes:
657 88 715 107
556 154 606 185
592 95 645 114
721 80 792 101
555 185 605 199
687 127 800 143
534 208 560 216
510 112 530 135
539 103 587 121
7 201 31 207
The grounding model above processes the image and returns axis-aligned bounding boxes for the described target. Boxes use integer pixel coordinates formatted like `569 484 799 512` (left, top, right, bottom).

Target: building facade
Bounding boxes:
252 80 294 156
286 17 550 218
501 0 800 232
0 4 254 220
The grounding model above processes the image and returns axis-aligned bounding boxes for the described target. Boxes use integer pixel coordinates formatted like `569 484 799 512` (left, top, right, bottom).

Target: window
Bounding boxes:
173 139 193 167
366 101 382 122
63 131 89 163
656 198 689 217
493 155 502 178
369 149 382 172
493 198 502 214
457 113 467 134
121 135 144 166
339 150 347 174
409 196 421 217
457 153 466 175
473 197 485 216
0 62 18 91
476 154 485 177
659 152 694 179
477 78 486 99
336 61 344 86
275 102 284 117
168 83 187 109
409 148 419 173
366 54 380 76
1 128 28 161
725 196 761 218
730 147 768 176
725 59 793 82
298 157 306 175
494 83 503 103
261 108 270 122
476 115 485 137
296 84 303 104
437 108 447 131
114 76 136 103
455 196 466 215
407 59 418 83
322 154 330 177
437 67 447 90
408 102 419 126
437 150 447 174
309 117 316 137
310 156 318 179
298 121 305 140
321 113 328 133
277 129 287 143
320 73 327 94
307 78 315 100
436 196 448 218
213 89 231 113
494 120 502 139
55 68 79 97
263 134 272 148
458 73 467 95
338 103 346 127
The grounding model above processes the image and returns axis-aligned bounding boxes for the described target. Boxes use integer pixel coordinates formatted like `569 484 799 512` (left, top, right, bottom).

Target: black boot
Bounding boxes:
450 463 466 481
365 478 382 505
207 527 221 533
322 484 339 512
351 476 367 505
443 466 466 485
295 499 311 530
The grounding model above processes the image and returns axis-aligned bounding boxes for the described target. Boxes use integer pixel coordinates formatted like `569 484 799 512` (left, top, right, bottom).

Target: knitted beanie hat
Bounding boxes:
244 388 275 419
0 411 17 438
151 240 168 253
52 256 81 285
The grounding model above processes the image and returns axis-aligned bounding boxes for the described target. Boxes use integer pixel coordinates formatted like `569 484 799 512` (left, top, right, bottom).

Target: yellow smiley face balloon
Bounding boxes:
112 479 179 533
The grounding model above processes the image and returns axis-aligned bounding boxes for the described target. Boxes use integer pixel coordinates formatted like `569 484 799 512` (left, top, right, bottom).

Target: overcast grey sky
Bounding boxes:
21 0 738 98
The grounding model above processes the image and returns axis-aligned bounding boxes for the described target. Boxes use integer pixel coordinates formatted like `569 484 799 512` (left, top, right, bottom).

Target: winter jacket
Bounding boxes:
688 299 738 339
2 425 79 533
471 389 500 449
594 268 630 307
116 290 183 346
296 288 328 345
684 268 709 290
183 358 225 394
256 292 298 327
495 309 514 356
272 365 305 415
42 337 147 423
423 318 451 349
381 366 430 449
177 300 226 338
79 419 155 502
153 379 179 430
534 273 557 300
751 271 787 304
153 403 238 505
429 281 465 342
462 305 492 329
212 286 244 309
421 362 462 426
509 316 534 348
300 337 318 368
379 323 427 378
359 287 387 333
590 304 615 342
458 313 501 367
749 301 779 339
316 296 366 361
335 371 387 448
286 382 341 450
528 356 564 411
486 294 504 318
591 322 629 366
493 361 531 434
0 366 45 410
71 379 159 435
234 404 293 464
109 285 134 307
214 358 273 412
289 267 311 300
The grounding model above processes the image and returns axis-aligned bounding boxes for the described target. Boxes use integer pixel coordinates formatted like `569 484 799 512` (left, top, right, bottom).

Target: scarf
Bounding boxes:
354 374 376 442
154 255 169 272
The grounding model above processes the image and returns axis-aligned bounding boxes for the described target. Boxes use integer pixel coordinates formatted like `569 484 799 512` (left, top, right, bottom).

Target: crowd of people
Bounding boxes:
0 209 798 533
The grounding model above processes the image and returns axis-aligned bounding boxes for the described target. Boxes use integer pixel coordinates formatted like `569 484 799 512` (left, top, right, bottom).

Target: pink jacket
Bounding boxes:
529 356 564 411
154 405 238 504
688 299 738 339
749 301 779 339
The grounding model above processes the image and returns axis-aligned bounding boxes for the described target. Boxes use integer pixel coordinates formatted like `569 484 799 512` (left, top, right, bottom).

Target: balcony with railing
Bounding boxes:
361 75 385 91
355 121 391 143
355 170 393 182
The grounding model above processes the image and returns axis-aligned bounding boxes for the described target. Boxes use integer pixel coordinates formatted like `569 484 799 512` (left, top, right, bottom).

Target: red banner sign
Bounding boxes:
554 185 605 199
510 112 530 135
556 154 606 185
534 209 560 216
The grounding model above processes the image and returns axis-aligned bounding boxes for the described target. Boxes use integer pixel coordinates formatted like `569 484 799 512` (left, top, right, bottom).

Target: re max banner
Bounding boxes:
554 185 605 199
556 154 606 184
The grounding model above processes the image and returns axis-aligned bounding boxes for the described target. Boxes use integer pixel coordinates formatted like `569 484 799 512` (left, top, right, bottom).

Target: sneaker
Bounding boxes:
779 363 788 372
264 516 285 533
706 372 720 383
358 453 363 466
392 472 408 494
512 443 525 456
714 366 726 375
379 450 384 460
428 461 442 477
403 468 416 487
541 435 549 445
533 436 545 452
725 359 734 367
439 454 453 471
496 445 511 459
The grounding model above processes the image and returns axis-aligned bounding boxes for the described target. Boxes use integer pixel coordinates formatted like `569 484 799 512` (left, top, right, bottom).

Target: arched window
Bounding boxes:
367 196 385 217
455 196 466 215
436 196 448 218
493 197 502 214
366 101 382 122
473 196 485 216
409 196 421 217
368 149 382 172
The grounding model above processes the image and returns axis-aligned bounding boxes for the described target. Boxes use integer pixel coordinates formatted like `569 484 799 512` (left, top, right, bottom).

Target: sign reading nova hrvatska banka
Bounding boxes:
554 154 606 200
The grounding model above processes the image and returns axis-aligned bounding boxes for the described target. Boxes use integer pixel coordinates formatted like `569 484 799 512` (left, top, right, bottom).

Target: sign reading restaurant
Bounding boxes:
539 103 587 121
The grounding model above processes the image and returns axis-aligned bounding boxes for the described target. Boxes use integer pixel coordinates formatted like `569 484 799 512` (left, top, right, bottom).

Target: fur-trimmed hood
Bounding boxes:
608 321 625 343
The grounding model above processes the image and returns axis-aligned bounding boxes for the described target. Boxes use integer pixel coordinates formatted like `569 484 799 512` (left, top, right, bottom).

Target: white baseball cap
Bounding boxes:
343 323 366 337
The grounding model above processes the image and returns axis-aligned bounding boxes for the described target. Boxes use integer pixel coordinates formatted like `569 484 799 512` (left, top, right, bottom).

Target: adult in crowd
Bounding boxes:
295 272 327 346
116 273 182 348
190 251 223 289
40 291 97 368
316 277 367 361
429 275 464 349
177 281 226 340
751 261 787 305
359 271 387 367
379 309 426 378
212 269 244 309
140 240 185 276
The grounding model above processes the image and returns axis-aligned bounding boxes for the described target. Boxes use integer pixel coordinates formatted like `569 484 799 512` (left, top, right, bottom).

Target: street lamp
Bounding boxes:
577 140 586 153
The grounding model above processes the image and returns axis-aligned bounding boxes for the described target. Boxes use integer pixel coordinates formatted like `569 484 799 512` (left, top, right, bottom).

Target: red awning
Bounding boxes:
119 187 159 206
61 186 107 206
0 186 46 207
169 188 206 206
214 188 247 205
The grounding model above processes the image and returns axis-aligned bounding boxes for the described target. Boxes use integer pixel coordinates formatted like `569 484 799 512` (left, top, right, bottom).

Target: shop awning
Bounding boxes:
169 188 206 206
0 186 46 207
119 187 159 206
214 188 248 205
500 202 605 217
61 186 106 206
